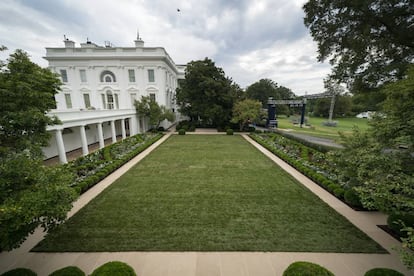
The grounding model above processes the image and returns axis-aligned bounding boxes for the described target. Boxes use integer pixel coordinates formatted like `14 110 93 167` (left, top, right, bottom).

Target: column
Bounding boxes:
97 122 105 149
121 118 126 139
135 117 140 134
111 120 117 143
79 125 89 156
55 129 67 164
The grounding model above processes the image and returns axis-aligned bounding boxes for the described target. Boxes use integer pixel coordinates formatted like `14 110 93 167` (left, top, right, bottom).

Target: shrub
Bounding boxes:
364 268 404 276
1 268 37 276
226 129 234 135
283 261 334 276
333 187 345 198
157 126 165 132
178 129 186 135
247 126 256 132
90 261 136 276
344 189 363 208
49 266 85 276
387 213 414 238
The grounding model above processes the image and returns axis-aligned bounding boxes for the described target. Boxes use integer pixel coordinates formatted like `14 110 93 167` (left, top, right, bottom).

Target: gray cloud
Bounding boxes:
0 0 331 95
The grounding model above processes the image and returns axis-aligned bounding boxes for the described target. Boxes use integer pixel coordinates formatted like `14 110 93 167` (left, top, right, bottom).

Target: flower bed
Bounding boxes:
64 133 163 194
249 133 348 201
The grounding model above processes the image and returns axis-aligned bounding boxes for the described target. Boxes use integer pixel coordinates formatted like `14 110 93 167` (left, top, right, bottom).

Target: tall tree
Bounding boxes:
303 0 414 93
246 79 295 107
176 58 238 127
0 49 76 251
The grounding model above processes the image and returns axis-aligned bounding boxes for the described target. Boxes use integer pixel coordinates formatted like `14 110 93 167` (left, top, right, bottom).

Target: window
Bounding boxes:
148 69 155 82
60 69 68 83
149 93 156 102
128 69 135 82
114 94 119 109
64 93 72 108
80 69 87 82
83 94 91 108
130 93 136 107
106 91 114 109
100 70 116 82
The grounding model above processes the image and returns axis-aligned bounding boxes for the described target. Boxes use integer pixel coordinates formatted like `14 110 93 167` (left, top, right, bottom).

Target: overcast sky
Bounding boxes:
0 0 331 95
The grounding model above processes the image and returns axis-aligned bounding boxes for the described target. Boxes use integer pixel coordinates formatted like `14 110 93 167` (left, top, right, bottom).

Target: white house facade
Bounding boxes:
42 36 185 163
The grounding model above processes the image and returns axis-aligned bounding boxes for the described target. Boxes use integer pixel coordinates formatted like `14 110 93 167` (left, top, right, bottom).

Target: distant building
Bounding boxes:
42 36 185 163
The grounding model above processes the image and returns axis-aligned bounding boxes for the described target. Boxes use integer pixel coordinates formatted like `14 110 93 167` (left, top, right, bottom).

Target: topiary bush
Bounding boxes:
364 267 404 276
226 129 234 135
333 187 345 199
283 261 334 276
344 189 363 209
1 268 37 276
49 266 85 276
178 128 186 135
387 213 414 238
90 261 136 276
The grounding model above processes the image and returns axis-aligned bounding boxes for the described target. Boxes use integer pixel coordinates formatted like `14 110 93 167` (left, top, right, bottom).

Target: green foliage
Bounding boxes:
176 58 241 127
178 129 186 135
0 50 61 156
226 129 233 135
246 79 296 111
364 268 404 276
387 213 414 238
283 261 334 276
0 50 76 252
134 96 175 128
344 189 363 209
90 261 135 276
176 120 196 132
231 99 261 131
303 0 414 92
400 226 414 270
1 268 37 276
49 266 85 276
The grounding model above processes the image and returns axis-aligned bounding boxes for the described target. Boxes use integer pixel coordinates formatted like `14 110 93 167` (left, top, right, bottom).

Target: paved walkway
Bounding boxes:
0 133 411 276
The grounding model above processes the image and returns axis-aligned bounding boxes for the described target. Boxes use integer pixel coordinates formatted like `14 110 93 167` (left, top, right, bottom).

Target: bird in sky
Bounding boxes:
177 8 180 12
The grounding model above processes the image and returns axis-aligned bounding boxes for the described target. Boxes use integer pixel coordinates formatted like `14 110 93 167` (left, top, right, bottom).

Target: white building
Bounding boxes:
42 36 185 163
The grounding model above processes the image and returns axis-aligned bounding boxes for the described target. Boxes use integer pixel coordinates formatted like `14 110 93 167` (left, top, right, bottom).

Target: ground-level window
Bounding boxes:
83 93 91 108
148 69 155 82
128 69 136 82
60 69 68 82
64 93 72 108
149 93 156 102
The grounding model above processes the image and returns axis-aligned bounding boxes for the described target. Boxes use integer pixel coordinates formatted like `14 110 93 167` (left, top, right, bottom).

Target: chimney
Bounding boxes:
63 35 75 48
134 30 145 47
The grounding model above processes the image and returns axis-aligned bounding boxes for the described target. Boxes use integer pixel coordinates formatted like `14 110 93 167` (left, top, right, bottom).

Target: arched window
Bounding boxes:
100 70 116 82
101 90 119 110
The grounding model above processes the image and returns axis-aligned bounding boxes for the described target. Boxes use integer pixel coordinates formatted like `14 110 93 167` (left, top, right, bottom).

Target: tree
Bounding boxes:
303 0 414 92
0 49 76 251
330 66 414 268
0 49 60 156
176 58 240 127
134 96 175 129
231 99 262 131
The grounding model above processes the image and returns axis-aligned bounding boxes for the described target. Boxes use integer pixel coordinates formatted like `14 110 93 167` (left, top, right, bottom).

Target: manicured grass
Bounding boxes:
277 116 370 140
33 135 385 253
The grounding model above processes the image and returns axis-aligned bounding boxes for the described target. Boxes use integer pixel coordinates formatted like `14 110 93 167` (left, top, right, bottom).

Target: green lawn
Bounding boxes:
276 116 370 140
33 135 385 253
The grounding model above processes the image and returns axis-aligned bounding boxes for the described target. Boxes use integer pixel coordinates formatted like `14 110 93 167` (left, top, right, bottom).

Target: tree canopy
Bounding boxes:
0 49 60 156
246 79 296 107
176 58 241 127
303 0 414 92
0 49 76 251
231 99 262 131
134 96 175 129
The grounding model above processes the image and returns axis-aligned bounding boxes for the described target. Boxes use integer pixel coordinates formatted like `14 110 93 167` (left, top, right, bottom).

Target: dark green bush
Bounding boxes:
49 266 85 276
178 129 186 135
226 129 234 135
1 268 37 276
90 261 136 276
333 187 345 198
283 261 334 276
157 126 165 131
344 189 363 208
387 213 414 238
364 267 404 276
247 126 256 132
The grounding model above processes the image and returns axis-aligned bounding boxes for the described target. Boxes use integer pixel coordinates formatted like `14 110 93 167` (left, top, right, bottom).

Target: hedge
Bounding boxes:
1 268 37 276
90 261 135 276
283 261 334 276
49 266 85 276
364 268 404 276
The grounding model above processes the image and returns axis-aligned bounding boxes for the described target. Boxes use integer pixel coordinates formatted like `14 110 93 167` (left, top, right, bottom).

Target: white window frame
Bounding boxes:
60 69 68 83
80 69 87 83
148 69 155 82
83 93 91 108
128 69 136 82
64 93 72 108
